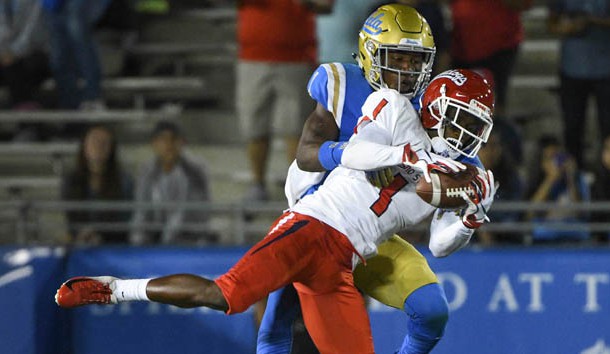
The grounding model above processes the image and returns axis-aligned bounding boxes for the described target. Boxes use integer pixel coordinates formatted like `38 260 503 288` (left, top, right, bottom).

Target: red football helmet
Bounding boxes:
420 69 494 158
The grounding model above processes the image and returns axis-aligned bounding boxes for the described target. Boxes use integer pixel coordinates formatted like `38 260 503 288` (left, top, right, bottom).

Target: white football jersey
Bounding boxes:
291 89 437 259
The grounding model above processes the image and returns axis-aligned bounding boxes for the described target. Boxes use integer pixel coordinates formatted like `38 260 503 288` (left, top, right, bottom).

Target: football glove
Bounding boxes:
460 169 498 229
55 276 118 308
402 143 466 183
366 167 395 188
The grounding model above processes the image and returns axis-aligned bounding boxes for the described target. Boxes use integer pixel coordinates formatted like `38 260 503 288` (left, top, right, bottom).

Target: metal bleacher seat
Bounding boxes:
511 75 559 90
0 109 172 123
40 77 208 109
0 175 60 199
0 142 77 175
125 42 237 74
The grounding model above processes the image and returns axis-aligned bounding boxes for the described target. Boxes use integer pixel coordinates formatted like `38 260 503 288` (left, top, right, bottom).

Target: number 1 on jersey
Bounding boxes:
370 174 408 216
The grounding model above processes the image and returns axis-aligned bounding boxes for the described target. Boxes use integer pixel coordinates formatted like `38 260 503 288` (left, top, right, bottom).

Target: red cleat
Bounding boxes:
55 276 117 308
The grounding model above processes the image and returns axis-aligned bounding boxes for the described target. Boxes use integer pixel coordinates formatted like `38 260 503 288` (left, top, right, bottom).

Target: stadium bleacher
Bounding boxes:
0 2 605 246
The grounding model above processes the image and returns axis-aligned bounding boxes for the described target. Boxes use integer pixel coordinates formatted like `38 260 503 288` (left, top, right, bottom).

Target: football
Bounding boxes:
416 163 479 209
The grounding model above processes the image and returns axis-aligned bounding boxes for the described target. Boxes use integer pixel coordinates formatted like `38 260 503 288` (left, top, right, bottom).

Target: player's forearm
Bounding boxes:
429 210 474 258
341 140 404 170
296 141 327 171
297 103 340 171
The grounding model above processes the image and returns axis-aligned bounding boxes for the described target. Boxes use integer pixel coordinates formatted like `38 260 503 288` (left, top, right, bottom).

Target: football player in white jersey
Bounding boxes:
54 68 496 354
262 4 479 354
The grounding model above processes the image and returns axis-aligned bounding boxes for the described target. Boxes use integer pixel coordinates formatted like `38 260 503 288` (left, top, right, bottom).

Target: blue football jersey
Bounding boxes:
307 62 373 141
307 62 423 142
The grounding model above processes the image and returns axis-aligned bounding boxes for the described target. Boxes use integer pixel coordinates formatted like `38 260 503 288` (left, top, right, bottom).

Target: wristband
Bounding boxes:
114 279 151 302
318 141 346 170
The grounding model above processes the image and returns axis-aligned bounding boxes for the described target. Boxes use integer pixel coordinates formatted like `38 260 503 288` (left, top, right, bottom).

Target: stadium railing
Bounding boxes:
0 200 608 246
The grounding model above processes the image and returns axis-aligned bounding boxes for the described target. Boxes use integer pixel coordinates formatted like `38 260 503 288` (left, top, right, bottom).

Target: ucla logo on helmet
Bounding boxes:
436 70 467 86
363 12 384 35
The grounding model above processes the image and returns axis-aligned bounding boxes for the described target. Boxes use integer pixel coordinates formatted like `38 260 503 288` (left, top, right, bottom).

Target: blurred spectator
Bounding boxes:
0 0 49 110
449 0 533 117
61 125 134 245
525 135 590 243
237 0 333 201
316 0 373 63
547 0 610 170
411 0 450 75
130 121 212 245
591 135 610 243
43 0 111 110
477 121 525 245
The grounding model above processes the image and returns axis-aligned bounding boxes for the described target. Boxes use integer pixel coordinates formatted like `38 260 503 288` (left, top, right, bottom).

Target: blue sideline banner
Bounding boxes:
0 247 66 354
433 249 610 354
372 248 610 354
66 247 610 354
4 246 609 354
65 247 258 354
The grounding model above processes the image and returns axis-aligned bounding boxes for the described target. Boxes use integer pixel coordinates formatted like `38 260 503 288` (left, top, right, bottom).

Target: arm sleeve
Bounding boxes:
428 209 474 258
307 64 330 107
341 139 405 170
340 89 430 170
307 63 347 125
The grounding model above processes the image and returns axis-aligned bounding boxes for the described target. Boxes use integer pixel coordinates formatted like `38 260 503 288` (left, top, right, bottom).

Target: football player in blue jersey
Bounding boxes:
258 4 463 354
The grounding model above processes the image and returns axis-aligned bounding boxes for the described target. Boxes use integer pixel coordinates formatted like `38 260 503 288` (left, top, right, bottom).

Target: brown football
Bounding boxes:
416 163 479 209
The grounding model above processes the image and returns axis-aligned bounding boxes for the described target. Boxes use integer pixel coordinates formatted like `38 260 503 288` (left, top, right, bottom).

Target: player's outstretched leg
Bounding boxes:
56 274 229 311
398 283 449 354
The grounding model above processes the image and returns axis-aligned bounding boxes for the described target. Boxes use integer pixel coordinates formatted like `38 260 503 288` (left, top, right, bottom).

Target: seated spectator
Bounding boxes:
525 135 590 243
591 135 610 244
130 121 212 245
61 125 134 245
477 121 525 245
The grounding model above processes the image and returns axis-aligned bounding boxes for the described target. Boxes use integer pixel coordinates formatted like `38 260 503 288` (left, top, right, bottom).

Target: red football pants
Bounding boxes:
215 212 375 354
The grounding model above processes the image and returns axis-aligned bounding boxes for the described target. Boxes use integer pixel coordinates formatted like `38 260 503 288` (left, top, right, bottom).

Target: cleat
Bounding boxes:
55 276 117 308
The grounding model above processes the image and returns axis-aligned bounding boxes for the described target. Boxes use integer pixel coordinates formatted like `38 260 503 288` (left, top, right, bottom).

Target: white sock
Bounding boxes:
113 279 152 302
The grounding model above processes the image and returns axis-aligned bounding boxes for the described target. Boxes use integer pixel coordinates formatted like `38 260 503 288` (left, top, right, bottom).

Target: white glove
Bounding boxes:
460 169 498 229
402 143 466 183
